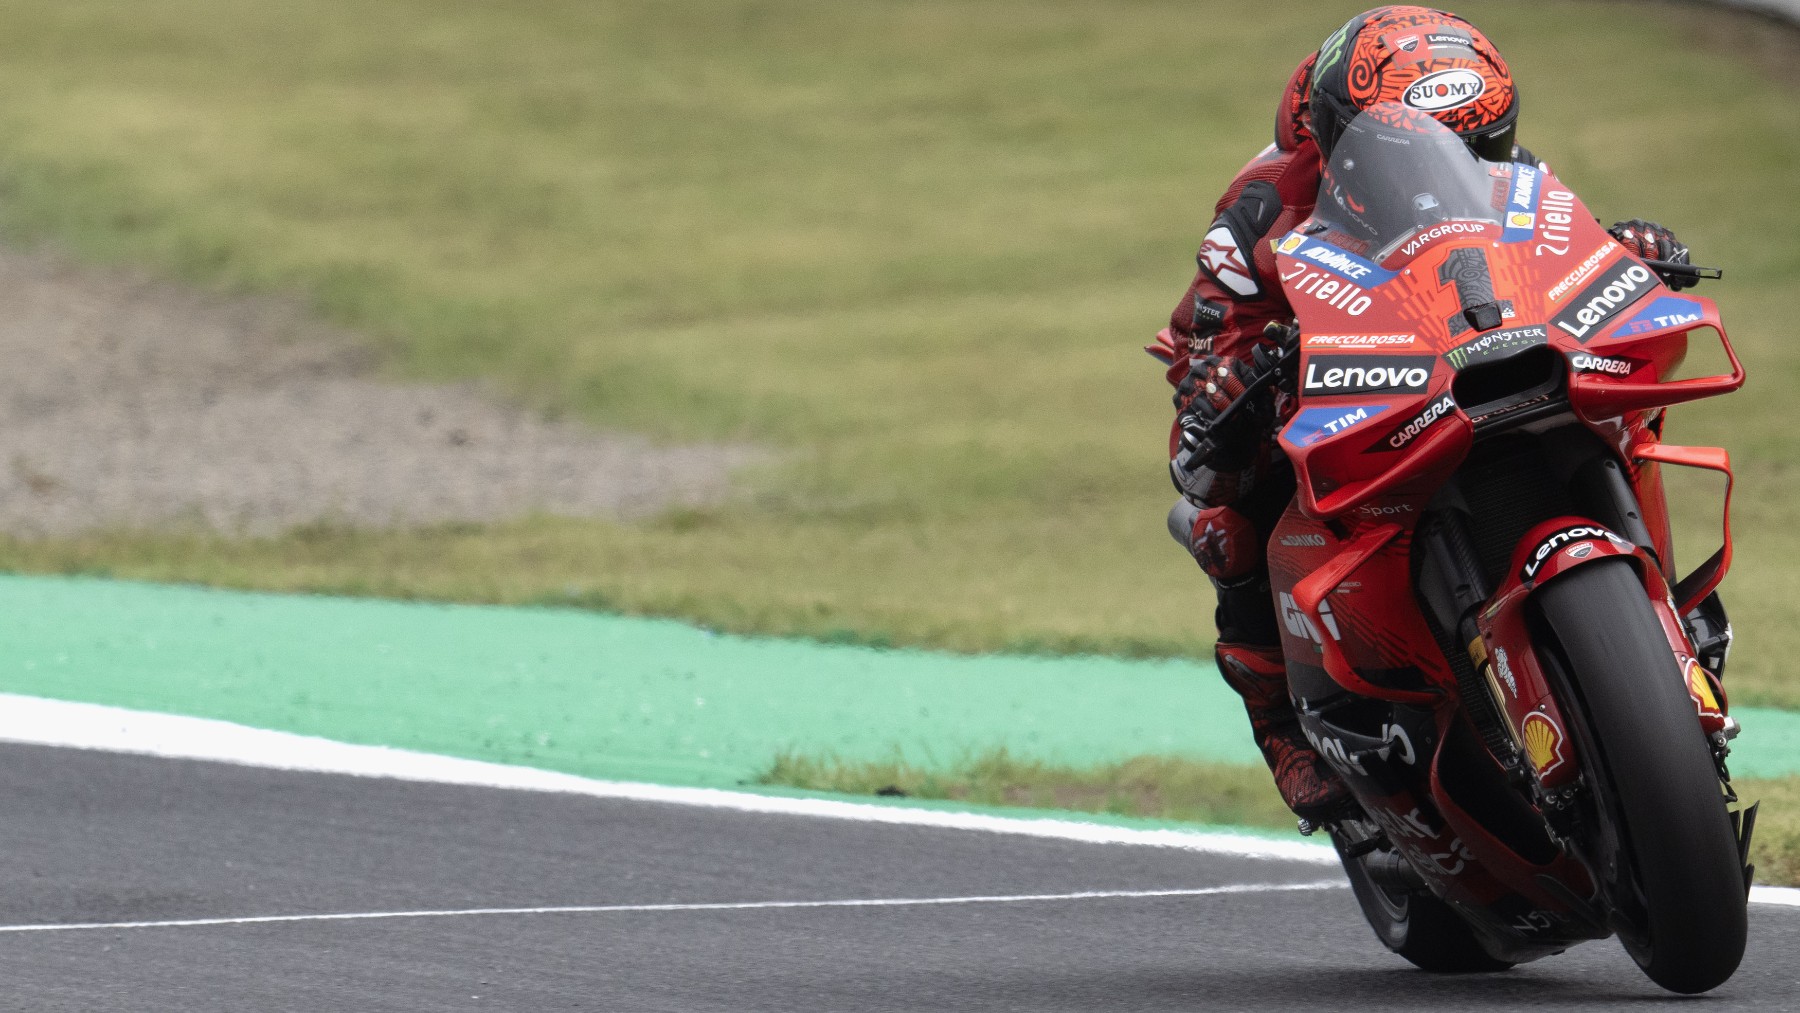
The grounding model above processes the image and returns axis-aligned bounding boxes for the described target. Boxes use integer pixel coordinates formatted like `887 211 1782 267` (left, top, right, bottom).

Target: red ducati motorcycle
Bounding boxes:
1227 104 1752 993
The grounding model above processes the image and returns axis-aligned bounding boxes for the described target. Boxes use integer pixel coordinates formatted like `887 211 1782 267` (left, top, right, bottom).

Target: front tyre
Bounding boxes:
1536 559 1747 994
1332 831 1513 973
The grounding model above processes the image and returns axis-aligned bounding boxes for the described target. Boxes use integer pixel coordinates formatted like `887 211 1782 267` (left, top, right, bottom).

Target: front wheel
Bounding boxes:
1332 830 1513 973
1535 559 1747 994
